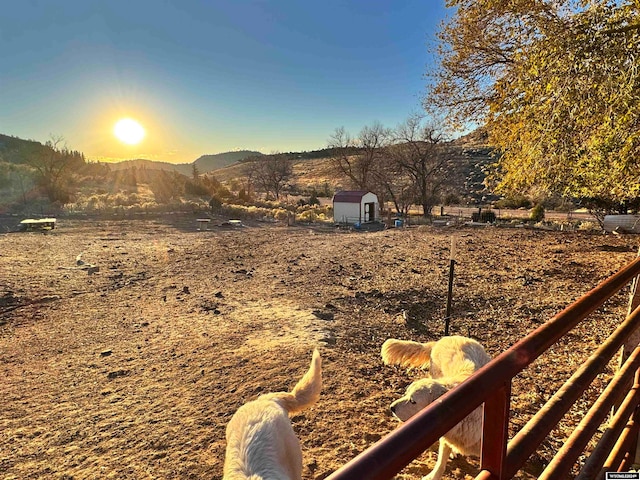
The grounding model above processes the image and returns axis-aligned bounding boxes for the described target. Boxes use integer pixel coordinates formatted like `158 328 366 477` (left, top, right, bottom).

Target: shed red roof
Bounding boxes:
332 190 370 203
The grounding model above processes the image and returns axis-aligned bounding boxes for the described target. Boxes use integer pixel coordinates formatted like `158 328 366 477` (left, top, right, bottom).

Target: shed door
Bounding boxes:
364 202 375 222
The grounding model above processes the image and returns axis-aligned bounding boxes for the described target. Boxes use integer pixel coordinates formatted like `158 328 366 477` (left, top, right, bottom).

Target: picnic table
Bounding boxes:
20 218 56 231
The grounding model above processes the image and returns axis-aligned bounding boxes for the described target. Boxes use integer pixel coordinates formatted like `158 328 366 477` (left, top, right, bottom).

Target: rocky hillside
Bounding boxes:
449 129 498 204
193 150 263 172
207 132 497 203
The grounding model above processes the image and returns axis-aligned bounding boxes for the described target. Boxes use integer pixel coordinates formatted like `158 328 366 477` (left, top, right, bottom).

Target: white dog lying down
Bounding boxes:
381 335 490 480
223 349 322 480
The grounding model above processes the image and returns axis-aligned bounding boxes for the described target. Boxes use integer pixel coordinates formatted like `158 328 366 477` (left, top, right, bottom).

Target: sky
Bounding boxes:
0 1 451 164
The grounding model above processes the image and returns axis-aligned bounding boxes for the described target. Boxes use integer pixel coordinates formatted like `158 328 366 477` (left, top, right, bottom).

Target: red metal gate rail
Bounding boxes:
325 256 640 480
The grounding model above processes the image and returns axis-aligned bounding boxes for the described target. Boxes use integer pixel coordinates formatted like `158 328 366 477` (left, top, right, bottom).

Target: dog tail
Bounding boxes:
261 349 322 414
381 339 434 369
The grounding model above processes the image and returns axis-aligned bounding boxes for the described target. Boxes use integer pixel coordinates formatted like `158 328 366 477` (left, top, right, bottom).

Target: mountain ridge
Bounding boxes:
90 151 265 176
0 133 263 174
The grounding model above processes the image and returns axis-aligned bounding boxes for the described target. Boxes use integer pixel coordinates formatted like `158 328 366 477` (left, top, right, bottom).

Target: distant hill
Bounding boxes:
0 133 42 151
193 150 263 172
449 130 497 204
0 132 264 177
107 159 193 176
108 151 263 176
0 133 52 163
209 131 497 203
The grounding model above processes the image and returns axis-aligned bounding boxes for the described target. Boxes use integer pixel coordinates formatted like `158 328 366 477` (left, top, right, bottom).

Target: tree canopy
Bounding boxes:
27 137 85 204
428 0 640 209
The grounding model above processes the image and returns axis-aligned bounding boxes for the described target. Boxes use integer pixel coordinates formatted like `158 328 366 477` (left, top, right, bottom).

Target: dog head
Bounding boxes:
390 378 449 422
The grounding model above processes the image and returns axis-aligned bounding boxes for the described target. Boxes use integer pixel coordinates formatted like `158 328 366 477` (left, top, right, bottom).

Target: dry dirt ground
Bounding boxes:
1 215 639 480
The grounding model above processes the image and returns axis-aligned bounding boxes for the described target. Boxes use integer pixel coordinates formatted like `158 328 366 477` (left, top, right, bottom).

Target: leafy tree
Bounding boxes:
321 181 332 198
201 174 222 192
0 161 33 208
184 178 211 197
191 163 200 182
80 160 111 181
149 170 184 203
27 136 84 204
0 161 10 189
209 195 223 212
427 0 640 211
111 167 137 187
308 192 320 206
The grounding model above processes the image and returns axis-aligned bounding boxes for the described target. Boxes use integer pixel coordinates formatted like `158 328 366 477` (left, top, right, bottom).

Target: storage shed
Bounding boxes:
332 190 379 225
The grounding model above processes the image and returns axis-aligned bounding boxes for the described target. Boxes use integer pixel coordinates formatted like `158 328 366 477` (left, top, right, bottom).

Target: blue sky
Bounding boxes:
0 1 450 163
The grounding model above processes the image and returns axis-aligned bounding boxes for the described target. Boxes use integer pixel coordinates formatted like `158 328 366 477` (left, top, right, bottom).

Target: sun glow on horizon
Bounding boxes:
114 118 145 145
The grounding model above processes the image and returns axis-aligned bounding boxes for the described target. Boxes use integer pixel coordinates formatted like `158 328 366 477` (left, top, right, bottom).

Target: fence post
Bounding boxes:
481 381 512 479
445 237 456 336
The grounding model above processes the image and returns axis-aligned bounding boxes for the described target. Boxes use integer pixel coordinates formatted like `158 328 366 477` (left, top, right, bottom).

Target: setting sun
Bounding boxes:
113 118 145 145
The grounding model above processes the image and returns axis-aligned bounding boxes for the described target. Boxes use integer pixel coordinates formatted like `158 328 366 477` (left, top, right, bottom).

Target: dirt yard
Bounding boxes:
1 215 639 480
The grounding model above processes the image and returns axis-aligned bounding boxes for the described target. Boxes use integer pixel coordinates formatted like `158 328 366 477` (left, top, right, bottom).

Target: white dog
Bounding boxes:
223 349 322 480
381 335 490 480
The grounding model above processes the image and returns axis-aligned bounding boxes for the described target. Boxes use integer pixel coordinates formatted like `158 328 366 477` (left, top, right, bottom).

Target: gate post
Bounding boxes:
619 245 640 463
481 381 511 478
620 246 640 364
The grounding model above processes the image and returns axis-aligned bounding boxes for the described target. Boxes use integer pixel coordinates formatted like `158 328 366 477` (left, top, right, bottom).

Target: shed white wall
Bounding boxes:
333 202 362 224
361 192 378 205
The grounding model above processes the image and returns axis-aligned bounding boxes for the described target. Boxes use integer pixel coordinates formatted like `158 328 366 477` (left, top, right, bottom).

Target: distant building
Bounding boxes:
332 191 379 225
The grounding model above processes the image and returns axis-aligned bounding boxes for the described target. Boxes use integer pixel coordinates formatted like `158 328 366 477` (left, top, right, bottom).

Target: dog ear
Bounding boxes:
381 339 434 369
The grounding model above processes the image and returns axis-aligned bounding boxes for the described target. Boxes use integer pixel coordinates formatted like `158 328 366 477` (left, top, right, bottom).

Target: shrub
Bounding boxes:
578 221 600 231
530 204 545 222
472 210 496 223
238 188 252 202
209 196 223 212
273 208 289 220
442 193 461 205
495 195 532 209
113 192 131 206
308 193 320 206
185 180 211 196
297 210 318 222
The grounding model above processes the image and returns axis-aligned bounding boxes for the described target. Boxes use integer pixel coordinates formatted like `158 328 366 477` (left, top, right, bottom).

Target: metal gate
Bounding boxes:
326 256 640 480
